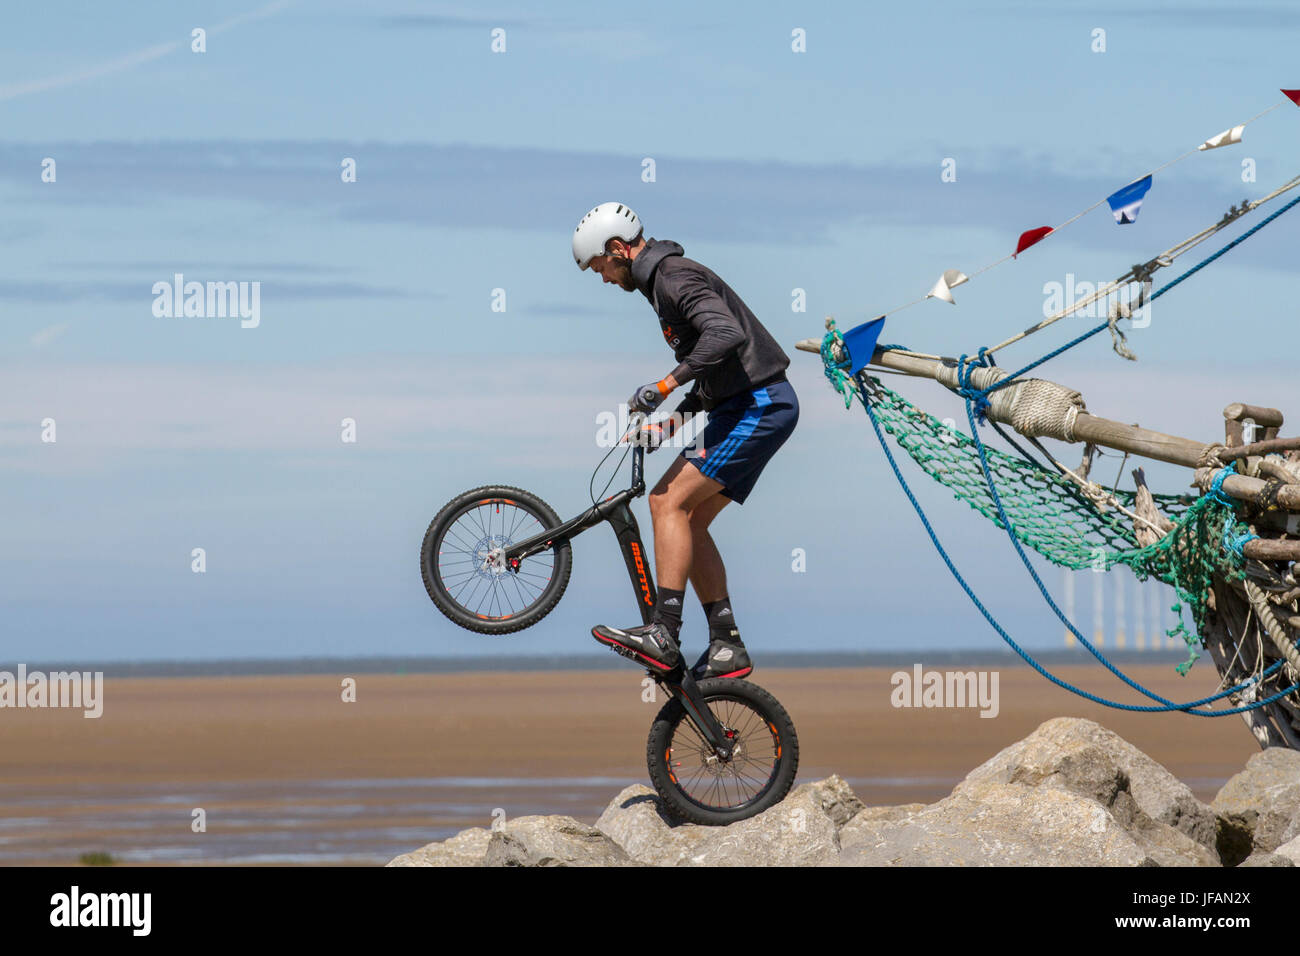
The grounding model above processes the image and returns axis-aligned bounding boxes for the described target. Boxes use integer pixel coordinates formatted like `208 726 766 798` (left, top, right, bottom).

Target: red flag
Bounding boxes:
1283 89 1300 107
1014 226 1053 257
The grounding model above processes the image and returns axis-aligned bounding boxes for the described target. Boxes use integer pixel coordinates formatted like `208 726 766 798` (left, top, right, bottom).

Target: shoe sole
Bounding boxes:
691 665 753 680
592 627 679 672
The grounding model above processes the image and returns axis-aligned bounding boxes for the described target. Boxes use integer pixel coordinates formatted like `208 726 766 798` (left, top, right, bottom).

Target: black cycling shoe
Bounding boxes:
690 637 753 680
592 622 682 672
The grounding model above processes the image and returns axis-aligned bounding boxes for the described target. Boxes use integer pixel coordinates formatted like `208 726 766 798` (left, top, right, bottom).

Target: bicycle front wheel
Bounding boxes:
646 678 799 826
420 485 572 634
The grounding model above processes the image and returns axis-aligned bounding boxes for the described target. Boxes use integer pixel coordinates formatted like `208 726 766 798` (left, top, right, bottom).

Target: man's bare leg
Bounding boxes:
647 456 725 590
686 492 732 603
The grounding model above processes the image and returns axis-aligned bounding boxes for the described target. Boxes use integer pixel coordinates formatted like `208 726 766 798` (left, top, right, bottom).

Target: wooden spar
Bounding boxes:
794 336 1208 466
794 335 1300 511
1220 437 1300 460
1243 538 1300 561
1194 469 1300 513
1069 414 1206 469
1224 403 1284 428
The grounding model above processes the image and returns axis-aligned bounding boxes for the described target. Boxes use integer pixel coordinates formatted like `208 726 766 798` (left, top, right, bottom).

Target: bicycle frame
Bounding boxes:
501 435 736 759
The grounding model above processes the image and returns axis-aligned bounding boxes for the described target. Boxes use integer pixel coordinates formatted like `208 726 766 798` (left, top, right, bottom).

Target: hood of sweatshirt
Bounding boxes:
631 238 684 302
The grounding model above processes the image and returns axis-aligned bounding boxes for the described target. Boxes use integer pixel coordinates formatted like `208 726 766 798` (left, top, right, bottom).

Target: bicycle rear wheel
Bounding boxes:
421 485 572 634
646 678 799 825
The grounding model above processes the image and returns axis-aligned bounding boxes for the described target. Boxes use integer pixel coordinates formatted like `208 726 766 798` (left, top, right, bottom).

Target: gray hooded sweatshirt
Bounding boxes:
630 238 791 413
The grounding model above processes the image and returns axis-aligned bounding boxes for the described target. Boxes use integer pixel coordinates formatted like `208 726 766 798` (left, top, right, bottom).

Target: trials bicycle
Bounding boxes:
420 413 799 825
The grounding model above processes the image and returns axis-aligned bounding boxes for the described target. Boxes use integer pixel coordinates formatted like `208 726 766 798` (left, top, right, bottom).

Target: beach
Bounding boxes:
0 664 1261 865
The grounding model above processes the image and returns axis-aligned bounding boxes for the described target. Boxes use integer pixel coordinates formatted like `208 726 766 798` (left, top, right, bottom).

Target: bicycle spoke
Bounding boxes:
432 498 568 622
665 695 784 810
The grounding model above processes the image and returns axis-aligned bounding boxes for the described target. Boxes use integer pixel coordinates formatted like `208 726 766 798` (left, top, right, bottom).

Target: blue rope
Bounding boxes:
854 378 1295 715
839 193 1300 715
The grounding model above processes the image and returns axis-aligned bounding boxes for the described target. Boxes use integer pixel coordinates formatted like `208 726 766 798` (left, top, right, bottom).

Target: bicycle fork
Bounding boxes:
658 668 735 760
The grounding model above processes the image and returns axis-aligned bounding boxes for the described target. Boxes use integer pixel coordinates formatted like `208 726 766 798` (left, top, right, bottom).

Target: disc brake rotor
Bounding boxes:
473 535 512 577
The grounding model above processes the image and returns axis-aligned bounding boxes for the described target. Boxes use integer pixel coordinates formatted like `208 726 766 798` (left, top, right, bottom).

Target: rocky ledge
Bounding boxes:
388 717 1300 867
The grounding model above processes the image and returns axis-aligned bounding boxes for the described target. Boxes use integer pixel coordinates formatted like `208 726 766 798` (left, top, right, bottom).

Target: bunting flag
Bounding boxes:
1014 226 1053 257
841 317 887 376
1106 175 1153 224
1199 124 1244 151
926 269 969 304
866 91 1296 323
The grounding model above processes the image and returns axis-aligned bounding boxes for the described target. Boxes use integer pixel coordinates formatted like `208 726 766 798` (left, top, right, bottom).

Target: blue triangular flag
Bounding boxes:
841 317 886 376
1106 175 1153 225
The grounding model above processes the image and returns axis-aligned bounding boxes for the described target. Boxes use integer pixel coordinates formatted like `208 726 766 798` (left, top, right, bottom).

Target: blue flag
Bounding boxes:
842 317 887 376
1107 175 1153 225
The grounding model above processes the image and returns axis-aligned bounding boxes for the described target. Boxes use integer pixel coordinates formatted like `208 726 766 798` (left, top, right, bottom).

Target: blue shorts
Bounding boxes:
682 378 799 504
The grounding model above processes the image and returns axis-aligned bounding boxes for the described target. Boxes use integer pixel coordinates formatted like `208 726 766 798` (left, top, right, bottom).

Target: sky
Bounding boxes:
2 0 1298 663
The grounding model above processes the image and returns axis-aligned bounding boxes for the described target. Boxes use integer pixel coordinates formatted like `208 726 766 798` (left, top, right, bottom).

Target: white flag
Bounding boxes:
1198 124 1244 151
927 269 969 305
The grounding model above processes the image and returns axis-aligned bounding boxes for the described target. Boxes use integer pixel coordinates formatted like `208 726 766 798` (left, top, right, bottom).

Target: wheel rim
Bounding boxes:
665 696 782 812
434 498 556 622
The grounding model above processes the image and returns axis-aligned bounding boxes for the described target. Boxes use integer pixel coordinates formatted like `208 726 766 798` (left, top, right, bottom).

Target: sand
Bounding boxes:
0 665 1262 864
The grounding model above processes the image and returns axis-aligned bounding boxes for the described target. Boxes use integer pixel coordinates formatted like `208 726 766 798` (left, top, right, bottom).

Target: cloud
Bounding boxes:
1029 2 1300 28
0 0 295 102
29 323 68 348
3 139 1292 275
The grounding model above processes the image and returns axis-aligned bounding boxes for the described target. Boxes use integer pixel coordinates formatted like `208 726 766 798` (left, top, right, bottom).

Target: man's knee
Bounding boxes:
649 486 687 522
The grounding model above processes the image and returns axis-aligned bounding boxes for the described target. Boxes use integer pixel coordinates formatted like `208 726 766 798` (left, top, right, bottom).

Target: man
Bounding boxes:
572 202 799 680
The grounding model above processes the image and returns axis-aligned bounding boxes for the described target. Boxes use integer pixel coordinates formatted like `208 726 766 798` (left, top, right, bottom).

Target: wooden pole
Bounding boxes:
794 336 1300 511
1219 437 1300 461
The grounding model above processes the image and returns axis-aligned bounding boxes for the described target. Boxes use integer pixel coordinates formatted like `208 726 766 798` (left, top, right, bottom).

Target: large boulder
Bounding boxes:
958 717 1217 853
837 776 1215 867
594 776 858 866
386 816 633 867
483 816 636 867
837 781 1150 866
1213 748 1300 864
387 828 491 867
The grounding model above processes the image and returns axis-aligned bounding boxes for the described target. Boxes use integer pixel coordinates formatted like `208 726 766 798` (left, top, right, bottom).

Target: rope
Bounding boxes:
851 372 1294 715
960 192 1300 407
816 184 1300 716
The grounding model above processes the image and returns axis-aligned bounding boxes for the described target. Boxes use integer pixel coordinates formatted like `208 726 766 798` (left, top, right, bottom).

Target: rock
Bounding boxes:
593 785 689 863
387 719 1300 868
482 816 636 867
804 774 867 826
595 779 847 866
1271 833 1300 865
837 781 1152 866
1212 747 1300 864
1239 851 1295 867
838 804 927 850
386 828 491 867
959 717 1217 853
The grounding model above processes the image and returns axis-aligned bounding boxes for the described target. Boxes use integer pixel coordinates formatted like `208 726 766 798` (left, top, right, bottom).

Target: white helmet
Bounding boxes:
572 202 642 270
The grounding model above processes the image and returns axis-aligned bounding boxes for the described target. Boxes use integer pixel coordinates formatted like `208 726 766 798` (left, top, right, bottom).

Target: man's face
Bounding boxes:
588 241 636 292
